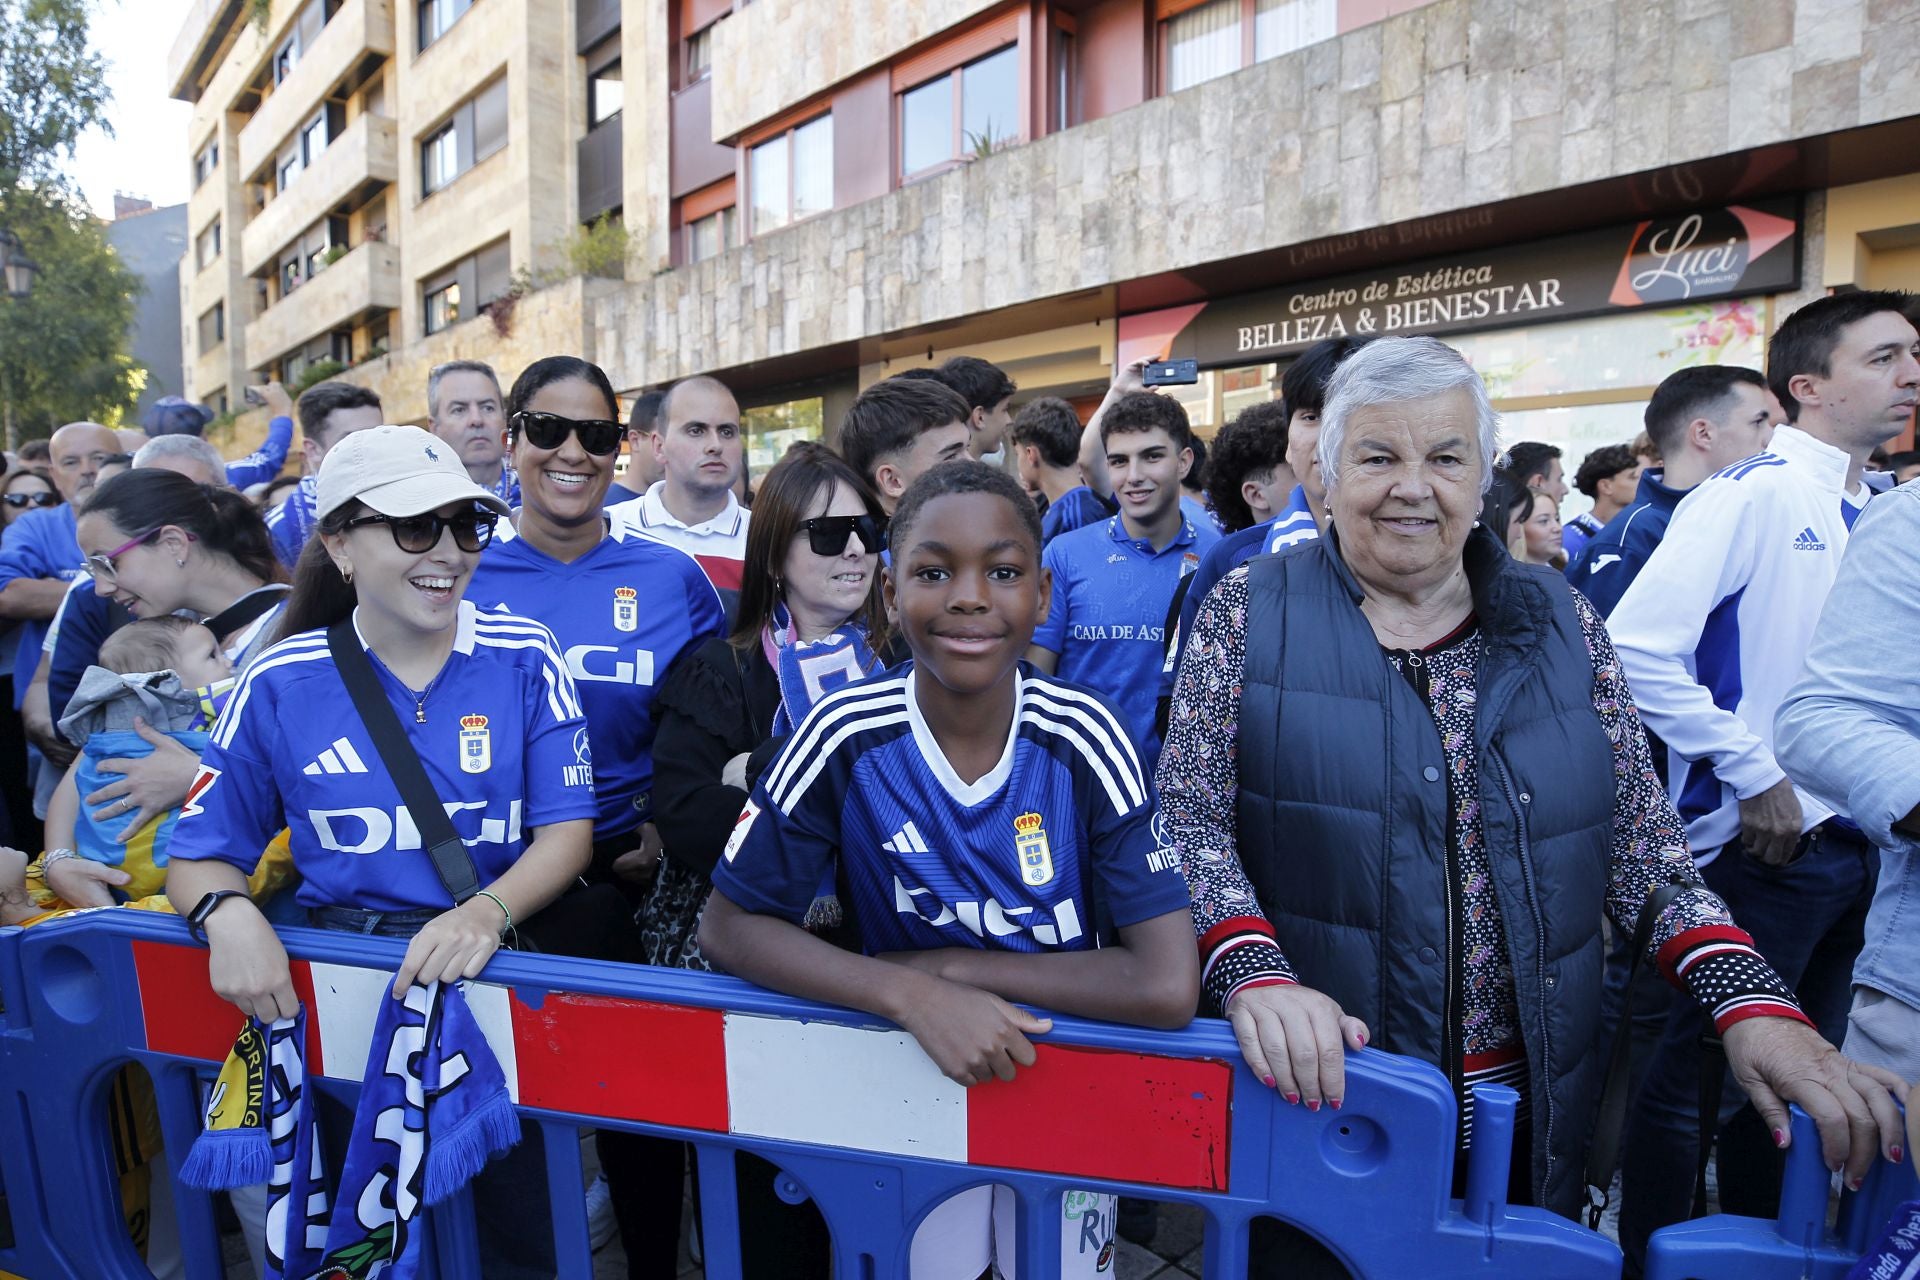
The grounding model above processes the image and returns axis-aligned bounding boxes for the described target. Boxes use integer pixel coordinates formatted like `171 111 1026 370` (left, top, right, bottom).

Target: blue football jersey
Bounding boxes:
169 602 598 911
467 521 724 839
1032 514 1219 764
712 662 1191 956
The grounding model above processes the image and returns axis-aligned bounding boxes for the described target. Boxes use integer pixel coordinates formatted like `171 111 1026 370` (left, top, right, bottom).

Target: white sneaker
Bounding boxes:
586 1174 617 1251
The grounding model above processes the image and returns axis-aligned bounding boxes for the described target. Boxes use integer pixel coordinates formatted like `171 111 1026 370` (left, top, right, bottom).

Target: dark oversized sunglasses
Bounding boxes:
801 514 885 557
341 509 499 554
3 491 59 509
510 410 623 457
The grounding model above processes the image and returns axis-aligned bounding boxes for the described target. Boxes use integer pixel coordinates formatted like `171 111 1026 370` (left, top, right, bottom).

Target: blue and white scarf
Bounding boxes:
1852 1200 1920 1279
761 601 880 737
183 980 519 1280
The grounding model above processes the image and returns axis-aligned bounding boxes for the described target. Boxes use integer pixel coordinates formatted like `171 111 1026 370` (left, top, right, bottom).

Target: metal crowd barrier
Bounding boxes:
0 908 1653 1277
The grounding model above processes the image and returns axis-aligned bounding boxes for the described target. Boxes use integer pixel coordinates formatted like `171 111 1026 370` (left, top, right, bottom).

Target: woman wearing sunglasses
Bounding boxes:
462 356 724 1280
639 442 885 1279
165 425 595 1280
0 467 58 533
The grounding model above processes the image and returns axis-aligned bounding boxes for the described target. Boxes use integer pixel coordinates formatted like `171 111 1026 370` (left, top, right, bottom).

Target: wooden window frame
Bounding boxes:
896 44 1024 183
745 112 831 238
1155 0 1259 97
679 176 738 264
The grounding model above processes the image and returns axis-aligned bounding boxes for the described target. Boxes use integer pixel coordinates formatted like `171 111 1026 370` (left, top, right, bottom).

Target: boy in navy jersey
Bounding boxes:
703 462 1197 1279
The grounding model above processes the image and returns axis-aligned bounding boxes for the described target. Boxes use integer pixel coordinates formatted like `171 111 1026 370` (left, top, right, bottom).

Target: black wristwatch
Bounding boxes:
186 890 248 946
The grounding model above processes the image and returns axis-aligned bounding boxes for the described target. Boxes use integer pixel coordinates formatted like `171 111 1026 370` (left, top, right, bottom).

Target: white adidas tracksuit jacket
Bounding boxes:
1609 425 1872 863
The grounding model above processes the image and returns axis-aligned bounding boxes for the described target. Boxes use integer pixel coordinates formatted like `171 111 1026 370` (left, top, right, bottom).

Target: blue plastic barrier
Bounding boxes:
1644 1104 1919 1280
0 910 1628 1278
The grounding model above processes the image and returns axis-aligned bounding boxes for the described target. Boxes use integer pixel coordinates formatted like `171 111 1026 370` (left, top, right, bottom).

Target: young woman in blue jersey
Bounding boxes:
165 426 595 1280
702 461 1197 1279
64 470 289 850
467 355 724 905
462 356 723 1280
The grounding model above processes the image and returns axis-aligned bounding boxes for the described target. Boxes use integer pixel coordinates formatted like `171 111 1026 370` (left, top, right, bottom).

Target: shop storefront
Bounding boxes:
1117 198 1804 520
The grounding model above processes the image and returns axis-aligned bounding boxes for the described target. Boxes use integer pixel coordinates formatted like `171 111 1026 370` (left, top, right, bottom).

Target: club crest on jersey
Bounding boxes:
458 714 491 774
612 585 638 633
1015 811 1054 887
181 765 221 818
1181 551 1200 577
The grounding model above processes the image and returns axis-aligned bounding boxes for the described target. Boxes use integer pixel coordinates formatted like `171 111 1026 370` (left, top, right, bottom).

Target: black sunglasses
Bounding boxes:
341 509 499 554
3 492 58 509
801 514 885 557
510 410 623 457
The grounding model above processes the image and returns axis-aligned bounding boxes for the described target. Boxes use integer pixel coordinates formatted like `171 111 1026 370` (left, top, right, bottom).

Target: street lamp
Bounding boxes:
0 227 35 451
0 229 37 299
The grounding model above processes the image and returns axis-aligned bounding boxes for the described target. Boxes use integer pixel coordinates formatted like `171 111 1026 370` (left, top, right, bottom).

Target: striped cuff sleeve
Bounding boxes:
1200 916 1298 1014
1658 924 1811 1035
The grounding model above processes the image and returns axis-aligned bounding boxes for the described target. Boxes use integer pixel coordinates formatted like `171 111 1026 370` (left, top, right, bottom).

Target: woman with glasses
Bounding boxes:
640 441 886 1280
61 471 290 844
166 426 595 1280
0 467 58 534
462 356 724 1280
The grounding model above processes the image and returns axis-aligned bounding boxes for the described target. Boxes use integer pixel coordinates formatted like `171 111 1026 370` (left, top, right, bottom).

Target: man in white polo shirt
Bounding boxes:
609 375 751 614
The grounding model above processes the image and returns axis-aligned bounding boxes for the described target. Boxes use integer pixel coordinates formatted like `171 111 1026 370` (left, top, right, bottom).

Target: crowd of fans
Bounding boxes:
1 288 1918 1280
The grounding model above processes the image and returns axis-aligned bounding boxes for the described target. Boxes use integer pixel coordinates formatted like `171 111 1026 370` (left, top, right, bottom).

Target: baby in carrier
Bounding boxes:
40 616 237 903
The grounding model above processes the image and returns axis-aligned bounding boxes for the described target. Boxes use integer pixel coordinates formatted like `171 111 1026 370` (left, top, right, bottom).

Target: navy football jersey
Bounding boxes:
169 602 597 911
712 662 1191 955
467 520 724 839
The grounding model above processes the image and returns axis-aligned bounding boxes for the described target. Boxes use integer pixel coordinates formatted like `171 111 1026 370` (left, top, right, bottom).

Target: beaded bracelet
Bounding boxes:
40 848 80 872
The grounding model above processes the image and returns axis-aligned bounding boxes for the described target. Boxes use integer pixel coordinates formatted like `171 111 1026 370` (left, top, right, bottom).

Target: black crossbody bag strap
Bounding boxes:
1585 880 1689 1228
326 620 480 905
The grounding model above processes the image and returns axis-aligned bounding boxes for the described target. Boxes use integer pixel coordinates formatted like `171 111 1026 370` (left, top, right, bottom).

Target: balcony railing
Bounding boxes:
242 111 396 278
243 239 400 367
579 117 624 223
237 0 395 181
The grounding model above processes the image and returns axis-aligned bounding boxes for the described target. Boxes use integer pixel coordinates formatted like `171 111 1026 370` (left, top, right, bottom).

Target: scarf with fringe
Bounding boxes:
181 980 518 1280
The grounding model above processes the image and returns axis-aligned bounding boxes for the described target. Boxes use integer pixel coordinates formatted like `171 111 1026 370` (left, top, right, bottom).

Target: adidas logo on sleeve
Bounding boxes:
303 737 369 776
1791 527 1827 551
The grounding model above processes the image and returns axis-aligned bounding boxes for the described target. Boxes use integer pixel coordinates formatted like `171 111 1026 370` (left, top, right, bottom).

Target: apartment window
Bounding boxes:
589 61 622 126
273 0 329 85
1166 0 1241 91
197 303 225 353
1253 0 1336 62
749 113 831 235
195 219 222 270
418 0 474 51
687 207 736 263
277 137 304 192
900 44 1018 179
192 140 219 189
684 25 712 83
421 238 511 336
276 102 344 195
420 77 508 196
208 390 228 417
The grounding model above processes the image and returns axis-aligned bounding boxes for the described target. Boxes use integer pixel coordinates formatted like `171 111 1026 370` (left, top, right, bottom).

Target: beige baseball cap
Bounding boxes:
314 424 511 522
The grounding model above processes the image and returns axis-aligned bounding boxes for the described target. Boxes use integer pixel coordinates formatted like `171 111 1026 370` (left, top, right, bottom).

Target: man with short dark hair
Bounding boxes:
1563 443 1642 560
1204 402 1294 535
935 355 1016 459
1009 397 1088 519
1616 290 1920 1268
605 389 665 507
609 375 750 600
836 377 971 515
1506 439 1566 508
1570 366 1780 615
266 381 385 568
1029 391 1218 762
427 359 516 506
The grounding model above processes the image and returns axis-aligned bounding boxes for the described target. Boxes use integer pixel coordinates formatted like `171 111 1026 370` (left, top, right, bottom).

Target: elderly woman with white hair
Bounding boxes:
1156 336 1903 1251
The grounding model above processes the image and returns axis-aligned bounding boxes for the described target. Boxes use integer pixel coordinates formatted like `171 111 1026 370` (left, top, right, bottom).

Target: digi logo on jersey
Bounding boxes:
892 877 1085 946
565 643 656 686
308 799 524 854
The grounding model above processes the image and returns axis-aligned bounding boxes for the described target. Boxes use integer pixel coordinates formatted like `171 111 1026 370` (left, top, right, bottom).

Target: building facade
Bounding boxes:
174 0 1920 487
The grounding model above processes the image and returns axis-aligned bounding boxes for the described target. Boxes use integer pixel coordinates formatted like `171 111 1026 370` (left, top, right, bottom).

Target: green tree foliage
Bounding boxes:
0 186 143 437
0 1 141 438
0 0 111 193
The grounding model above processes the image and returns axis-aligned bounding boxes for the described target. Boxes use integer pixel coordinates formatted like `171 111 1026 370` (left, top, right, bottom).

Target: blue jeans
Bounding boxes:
1618 826 1877 1274
310 904 558 1280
